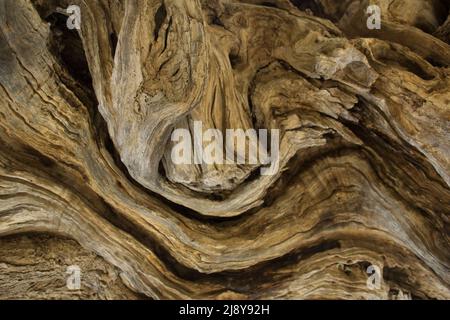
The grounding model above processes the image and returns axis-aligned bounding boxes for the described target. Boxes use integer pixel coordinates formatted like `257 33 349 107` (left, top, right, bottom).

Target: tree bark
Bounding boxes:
0 0 449 299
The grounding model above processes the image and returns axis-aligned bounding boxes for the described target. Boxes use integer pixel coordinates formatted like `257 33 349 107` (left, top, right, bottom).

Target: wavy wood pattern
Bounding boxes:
0 0 449 299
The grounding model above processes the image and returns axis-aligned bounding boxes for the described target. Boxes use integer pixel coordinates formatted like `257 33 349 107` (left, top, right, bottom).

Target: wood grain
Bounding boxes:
0 0 449 299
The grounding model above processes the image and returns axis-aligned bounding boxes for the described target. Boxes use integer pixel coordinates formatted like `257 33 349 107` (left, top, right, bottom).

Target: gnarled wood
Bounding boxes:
0 0 449 299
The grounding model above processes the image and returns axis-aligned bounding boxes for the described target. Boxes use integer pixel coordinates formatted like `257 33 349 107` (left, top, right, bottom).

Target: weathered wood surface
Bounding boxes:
0 0 449 299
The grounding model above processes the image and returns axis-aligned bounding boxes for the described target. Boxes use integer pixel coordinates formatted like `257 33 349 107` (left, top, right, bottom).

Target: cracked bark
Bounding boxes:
0 0 449 299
